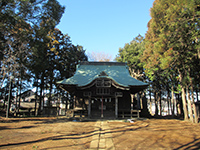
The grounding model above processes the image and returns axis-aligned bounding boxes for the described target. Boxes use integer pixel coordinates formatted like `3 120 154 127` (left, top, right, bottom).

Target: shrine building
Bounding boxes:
57 61 148 118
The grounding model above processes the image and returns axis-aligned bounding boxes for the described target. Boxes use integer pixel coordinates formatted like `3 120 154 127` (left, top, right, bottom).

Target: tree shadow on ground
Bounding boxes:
151 114 184 120
0 116 99 124
175 139 200 150
1 116 199 149
0 125 36 130
0 121 147 149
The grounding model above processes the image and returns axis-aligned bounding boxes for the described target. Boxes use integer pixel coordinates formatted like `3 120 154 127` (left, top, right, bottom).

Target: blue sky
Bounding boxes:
56 0 154 60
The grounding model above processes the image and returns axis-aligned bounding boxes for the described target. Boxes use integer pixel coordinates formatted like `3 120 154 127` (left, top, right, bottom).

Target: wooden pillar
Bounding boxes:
131 94 134 110
137 93 141 110
115 96 118 118
88 97 91 118
131 94 133 118
101 97 104 118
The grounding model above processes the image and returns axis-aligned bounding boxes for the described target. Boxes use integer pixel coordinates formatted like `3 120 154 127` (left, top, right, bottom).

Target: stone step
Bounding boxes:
89 121 115 150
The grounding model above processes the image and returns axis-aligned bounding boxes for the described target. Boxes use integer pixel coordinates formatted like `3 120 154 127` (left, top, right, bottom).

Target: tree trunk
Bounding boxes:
38 74 44 116
186 86 194 123
15 79 19 116
159 91 162 115
15 79 19 110
174 95 177 116
167 89 170 115
154 91 159 116
3 95 6 109
49 78 53 107
178 70 188 120
181 86 188 120
196 89 199 101
176 93 182 116
171 87 175 116
38 85 43 116
35 79 39 116
190 79 198 123
3 85 8 108
192 94 198 123
17 78 22 114
149 89 152 115
7 81 12 117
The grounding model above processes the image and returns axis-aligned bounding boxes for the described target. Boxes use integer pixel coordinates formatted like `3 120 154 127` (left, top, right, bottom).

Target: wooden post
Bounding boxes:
88 97 91 118
137 93 141 110
131 94 133 118
101 97 103 118
115 96 118 118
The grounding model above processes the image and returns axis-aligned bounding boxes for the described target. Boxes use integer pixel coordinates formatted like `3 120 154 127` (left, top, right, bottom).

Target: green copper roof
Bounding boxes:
57 62 148 88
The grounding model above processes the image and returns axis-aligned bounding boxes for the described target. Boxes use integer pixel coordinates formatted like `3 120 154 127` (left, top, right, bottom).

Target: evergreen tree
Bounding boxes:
143 0 200 122
116 34 146 81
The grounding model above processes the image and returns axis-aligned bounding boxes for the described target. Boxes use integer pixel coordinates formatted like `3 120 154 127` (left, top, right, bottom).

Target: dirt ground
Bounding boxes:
0 117 200 150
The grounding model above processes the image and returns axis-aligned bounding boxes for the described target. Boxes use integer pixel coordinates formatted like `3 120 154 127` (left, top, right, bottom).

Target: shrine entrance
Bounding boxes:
91 97 115 118
82 77 126 118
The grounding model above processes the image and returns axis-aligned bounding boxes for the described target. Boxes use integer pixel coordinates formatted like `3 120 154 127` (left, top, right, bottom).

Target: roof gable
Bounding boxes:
99 71 108 76
57 61 148 88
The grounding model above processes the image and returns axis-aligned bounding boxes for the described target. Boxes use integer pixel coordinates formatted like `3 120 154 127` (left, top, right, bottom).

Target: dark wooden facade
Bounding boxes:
57 62 148 118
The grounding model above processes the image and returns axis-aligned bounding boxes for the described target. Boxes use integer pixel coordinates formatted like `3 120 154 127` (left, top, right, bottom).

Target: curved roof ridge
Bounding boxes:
57 61 148 88
79 61 127 66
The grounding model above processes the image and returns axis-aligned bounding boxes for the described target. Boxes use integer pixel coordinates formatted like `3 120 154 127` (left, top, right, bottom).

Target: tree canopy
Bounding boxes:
116 0 200 123
0 0 88 115
115 34 146 80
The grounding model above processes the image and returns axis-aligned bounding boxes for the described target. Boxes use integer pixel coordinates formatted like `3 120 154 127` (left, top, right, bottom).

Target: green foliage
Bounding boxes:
116 0 199 119
0 0 88 113
143 0 200 84
142 0 200 120
116 34 146 80
0 0 65 86
32 145 38 150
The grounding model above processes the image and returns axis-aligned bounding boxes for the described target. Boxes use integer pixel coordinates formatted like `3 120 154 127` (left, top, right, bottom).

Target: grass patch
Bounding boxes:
32 145 38 150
